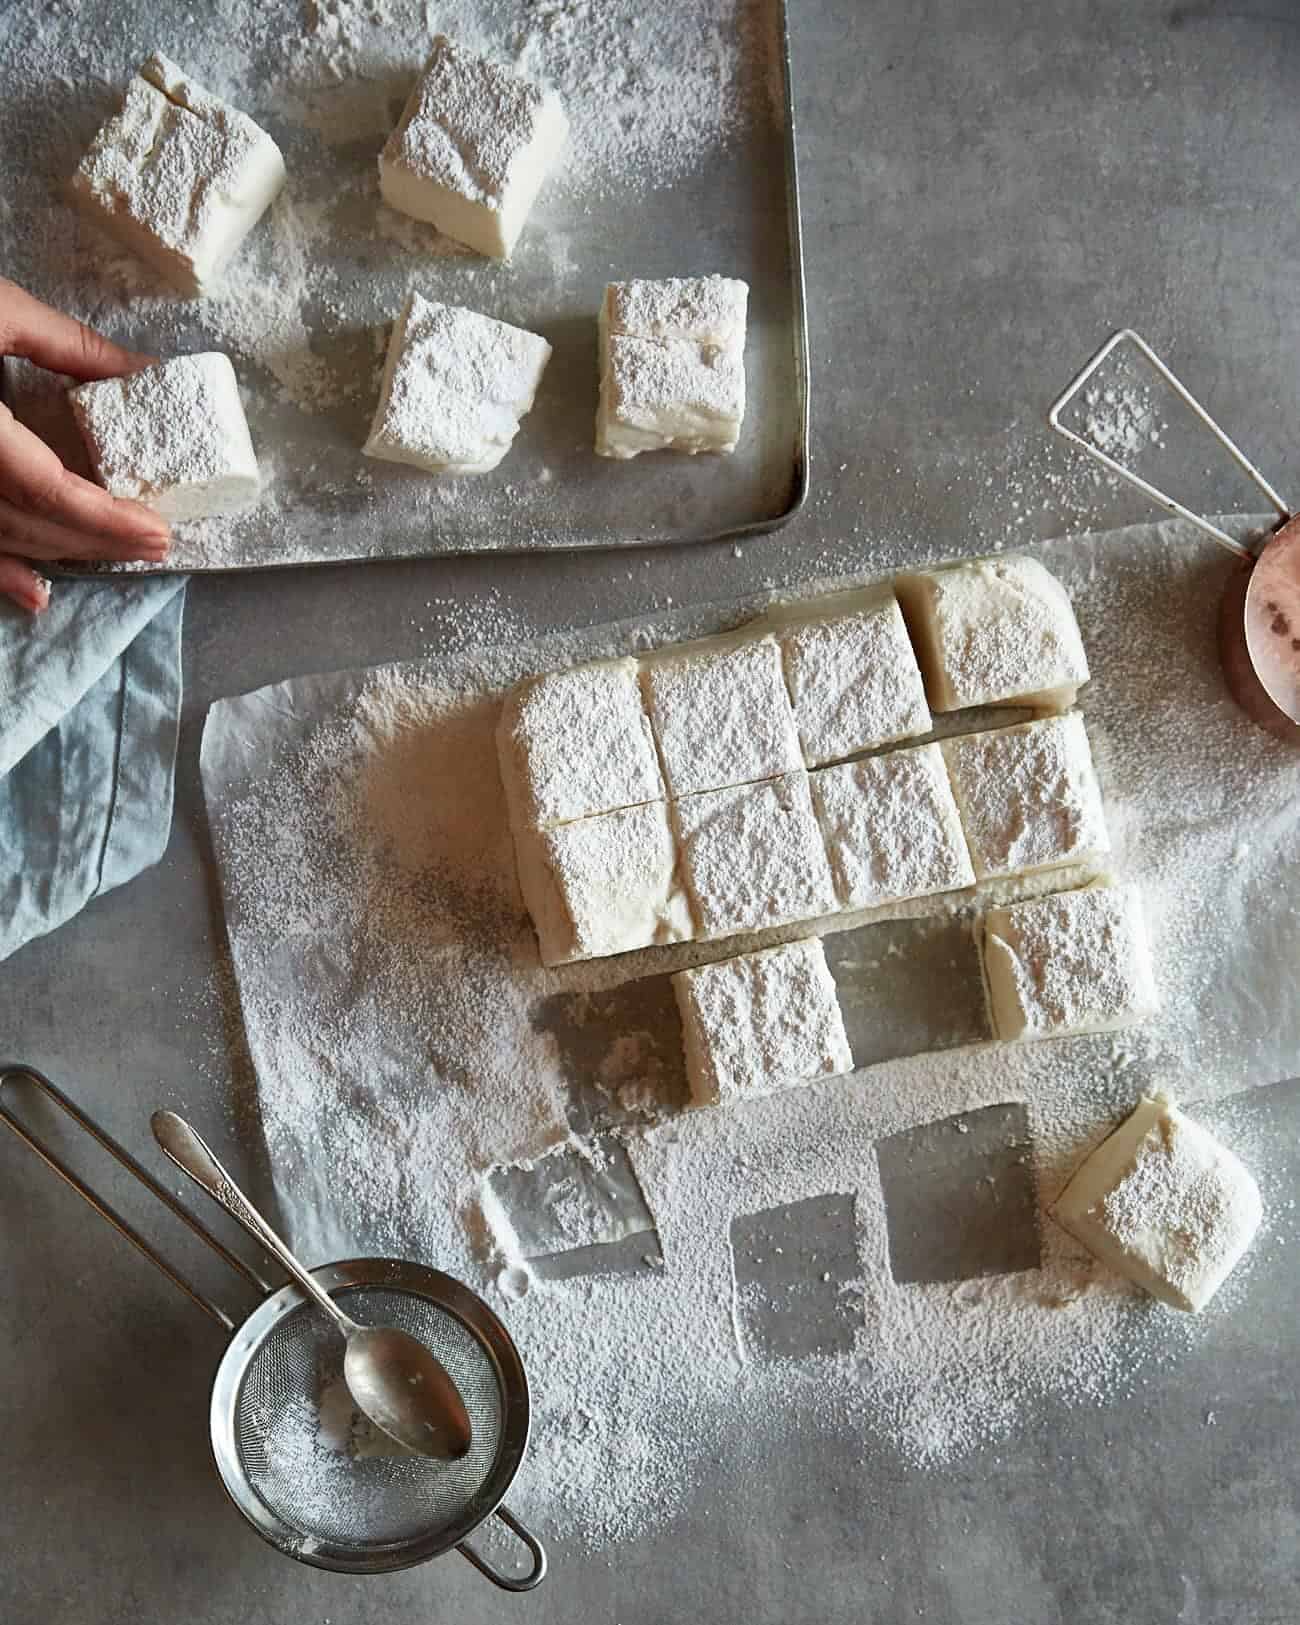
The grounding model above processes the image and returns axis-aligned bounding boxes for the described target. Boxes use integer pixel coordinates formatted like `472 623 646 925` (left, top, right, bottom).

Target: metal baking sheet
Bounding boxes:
0 0 807 572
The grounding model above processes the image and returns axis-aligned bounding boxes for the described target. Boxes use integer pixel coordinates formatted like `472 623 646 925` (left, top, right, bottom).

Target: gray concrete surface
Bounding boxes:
3 3 1299 1620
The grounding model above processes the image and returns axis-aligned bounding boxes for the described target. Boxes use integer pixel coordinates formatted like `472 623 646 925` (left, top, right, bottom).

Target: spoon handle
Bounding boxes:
151 1110 355 1333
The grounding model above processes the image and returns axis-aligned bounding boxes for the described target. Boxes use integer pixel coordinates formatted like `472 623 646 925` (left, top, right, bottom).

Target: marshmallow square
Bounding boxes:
379 35 568 259
596 334 745 459
897 555 1090 712
70 352 259 520
779 592 932 767
364 293 551 475
980 883 1159 1042
1052 1096 1262 1311
497 658 664 829
810 743 974 910
515 801 692 966
941 714 1109 881
673 939 853 1107
642 635 802 798
69 53 285 296
674 772 837 940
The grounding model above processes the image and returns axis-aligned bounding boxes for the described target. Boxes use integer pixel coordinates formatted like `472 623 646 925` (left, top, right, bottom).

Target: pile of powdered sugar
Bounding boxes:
201 519 1300 1551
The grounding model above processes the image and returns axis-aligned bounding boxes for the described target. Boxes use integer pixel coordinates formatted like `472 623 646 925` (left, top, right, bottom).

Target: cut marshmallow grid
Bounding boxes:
777 591 931 768
672 939 853 1108
941 713 1109 882
979 882 1159 1043
69 53 285 296
514 801 692 966
897 555 1090 713
70 352 259 521
596 276 748 459
1052 1095 1262 1312
497 657 664 830
379 35 568 259
672 772 837 941
811 743 975 911
641 635 803 800
501 558 1103 965
363 293 551 476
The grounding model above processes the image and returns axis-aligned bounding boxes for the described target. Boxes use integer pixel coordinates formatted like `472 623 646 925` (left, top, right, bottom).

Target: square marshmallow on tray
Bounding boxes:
1052 1095 1262 1312
69 53 285 296
642 635 803 799
673 939 854 1108
897 555 1090 712
515 802 693 965
596 276 748 459
778 592 932 767
70 352 259 521
811 743 975 910
380 35 568 259
980 882 1159 1043
942 713 1109 881
497 657 664 830
673 772 837 941
364 293 551 475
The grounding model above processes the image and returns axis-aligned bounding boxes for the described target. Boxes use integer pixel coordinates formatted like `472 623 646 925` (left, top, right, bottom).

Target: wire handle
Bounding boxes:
457 1504 549 1592
0 1064 272 1329
151 1110 356 1333
1047 328 1289 561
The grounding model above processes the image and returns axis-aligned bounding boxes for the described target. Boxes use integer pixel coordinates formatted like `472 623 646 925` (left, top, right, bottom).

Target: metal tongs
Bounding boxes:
1050 329 1300 742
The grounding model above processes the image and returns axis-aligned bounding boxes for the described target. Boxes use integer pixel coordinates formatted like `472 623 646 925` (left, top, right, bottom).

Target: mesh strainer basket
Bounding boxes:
0 1066 546 1591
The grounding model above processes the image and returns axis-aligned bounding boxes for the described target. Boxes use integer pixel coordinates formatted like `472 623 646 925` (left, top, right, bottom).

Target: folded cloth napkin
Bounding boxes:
0 576 186 963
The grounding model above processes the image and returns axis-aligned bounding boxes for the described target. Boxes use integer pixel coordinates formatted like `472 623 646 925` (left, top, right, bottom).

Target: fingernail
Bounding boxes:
28 575 51 614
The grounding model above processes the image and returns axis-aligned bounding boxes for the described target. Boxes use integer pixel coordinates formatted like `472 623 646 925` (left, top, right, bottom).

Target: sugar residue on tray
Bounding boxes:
200 520 1300 1552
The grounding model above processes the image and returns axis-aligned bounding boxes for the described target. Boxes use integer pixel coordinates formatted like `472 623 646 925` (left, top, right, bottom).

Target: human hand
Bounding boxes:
0 278 171 614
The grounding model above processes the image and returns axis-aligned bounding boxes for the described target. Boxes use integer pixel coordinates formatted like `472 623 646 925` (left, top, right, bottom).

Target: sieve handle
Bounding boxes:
457 1504 548 1592
0 1064 273 1329
151 1110 357 1335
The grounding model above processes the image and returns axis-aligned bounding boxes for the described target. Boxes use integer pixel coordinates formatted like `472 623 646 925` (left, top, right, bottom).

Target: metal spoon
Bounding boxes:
151 1110 472 1461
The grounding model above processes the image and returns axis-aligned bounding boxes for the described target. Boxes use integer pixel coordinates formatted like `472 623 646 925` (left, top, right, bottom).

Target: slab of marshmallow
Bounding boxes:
941 713 1109 881
1052 1095 1262 1311
497 658 664 830
673 772 837 941
811 743 975 910
980 883 1159 1042
778 592 932 767
363 293 551 475
69 53 285 296
379 35 568 259
514 801 692 965
597 334 746 459
69 352 259 520
602 276 749 346
642 635 803 799
897 555 1090 712
673 938 853 1107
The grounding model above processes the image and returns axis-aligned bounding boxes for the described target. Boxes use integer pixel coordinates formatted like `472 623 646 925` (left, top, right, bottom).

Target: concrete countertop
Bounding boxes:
4 4 1297 1621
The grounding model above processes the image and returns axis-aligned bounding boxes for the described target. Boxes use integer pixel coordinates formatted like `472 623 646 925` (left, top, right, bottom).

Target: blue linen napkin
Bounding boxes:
0 577 186 962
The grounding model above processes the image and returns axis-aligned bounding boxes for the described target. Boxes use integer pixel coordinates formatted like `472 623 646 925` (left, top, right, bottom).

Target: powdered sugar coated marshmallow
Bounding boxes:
497 658 663 829
642 635 802 799
69 53 285 296
1052 1095 1262 1312
980 882 1159 1042
672 939 853 1107
597 277 748 459
70 352 260 520
778 591 931 766
942 713 1109 881
380 35 568 259
811 742 975 910
364 293 551 475
514 801 692 965
673 772 836 940
898 555 1090 712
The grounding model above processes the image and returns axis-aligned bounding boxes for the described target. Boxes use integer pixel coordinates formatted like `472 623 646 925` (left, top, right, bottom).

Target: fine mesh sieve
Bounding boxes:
0 1068 546 1592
